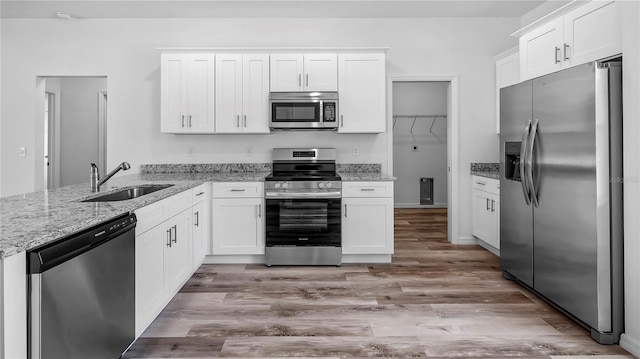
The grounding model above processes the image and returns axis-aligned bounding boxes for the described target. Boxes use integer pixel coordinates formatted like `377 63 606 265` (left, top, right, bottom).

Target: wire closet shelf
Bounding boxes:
392 114 447 134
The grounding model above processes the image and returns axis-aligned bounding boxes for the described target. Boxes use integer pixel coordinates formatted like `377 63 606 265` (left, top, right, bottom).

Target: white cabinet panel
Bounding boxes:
471 176 500 250
342 197 394 254
518 0 620 81
135 224 167 336
216 54 270 133
161 53 215 133
563 0 620 67
211 197 264 255
270 53 337 92
338 53 386 133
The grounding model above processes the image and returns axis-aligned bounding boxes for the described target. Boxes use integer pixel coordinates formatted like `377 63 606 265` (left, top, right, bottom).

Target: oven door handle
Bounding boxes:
265 191 342 199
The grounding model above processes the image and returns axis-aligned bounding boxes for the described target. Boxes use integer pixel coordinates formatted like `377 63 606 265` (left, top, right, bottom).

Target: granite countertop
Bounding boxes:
470 163 499 180
0 171 270 259
0 162 393 259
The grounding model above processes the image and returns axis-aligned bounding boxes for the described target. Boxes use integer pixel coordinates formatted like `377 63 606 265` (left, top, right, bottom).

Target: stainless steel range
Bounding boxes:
265 148 342 266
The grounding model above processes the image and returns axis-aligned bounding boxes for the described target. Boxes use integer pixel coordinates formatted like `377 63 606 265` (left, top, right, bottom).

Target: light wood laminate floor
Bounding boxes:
123 208 633 358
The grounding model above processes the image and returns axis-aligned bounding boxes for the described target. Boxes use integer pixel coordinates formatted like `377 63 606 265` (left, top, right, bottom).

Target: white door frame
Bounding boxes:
386 75 459 244
98 91 107 174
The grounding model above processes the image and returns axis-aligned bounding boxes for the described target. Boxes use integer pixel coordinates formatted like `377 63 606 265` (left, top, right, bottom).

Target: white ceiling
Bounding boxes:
0 0 550 19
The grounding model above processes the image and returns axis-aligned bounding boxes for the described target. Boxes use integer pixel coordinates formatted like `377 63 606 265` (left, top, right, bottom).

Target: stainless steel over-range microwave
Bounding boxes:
269 92 338 130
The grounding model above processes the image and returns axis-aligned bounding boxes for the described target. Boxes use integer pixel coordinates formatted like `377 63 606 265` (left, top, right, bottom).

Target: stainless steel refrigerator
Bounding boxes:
499 59 623 344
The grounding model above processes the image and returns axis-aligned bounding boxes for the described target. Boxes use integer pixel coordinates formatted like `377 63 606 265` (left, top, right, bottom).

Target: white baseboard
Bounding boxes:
620 333 640 358
203 255 265 264
342 254 392 263
395 203 448 208
203 254 393 265
454 236 478 245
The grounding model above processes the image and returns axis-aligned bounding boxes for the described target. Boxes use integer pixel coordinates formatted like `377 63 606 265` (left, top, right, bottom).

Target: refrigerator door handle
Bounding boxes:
526 118 540 207
520 119 532 205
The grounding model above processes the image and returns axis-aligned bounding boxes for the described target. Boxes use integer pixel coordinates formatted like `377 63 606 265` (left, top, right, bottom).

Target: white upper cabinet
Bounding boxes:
161 53 215 133
518 0 620 81
495 47 519 134
270 53 337 92
215 54 270 133
338 53 386 133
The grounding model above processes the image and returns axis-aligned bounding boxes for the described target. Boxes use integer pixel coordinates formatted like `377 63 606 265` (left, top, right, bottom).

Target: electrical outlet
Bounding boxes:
246 146 254 157
412 145 419 152
19 147 27 157
352 146 359 156
187 146 195 157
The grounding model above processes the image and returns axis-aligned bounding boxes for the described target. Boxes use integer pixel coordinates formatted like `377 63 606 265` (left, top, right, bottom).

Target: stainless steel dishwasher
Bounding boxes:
27 213 136 359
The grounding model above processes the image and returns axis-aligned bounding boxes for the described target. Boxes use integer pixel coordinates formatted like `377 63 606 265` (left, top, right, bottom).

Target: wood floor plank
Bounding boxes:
124 208 630 358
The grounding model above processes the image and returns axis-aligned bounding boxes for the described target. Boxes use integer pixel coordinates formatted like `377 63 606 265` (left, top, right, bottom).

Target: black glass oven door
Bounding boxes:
265 198 341 247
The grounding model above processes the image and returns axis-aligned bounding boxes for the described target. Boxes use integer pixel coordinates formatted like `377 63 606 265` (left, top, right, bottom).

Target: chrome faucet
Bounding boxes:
91 162 131 192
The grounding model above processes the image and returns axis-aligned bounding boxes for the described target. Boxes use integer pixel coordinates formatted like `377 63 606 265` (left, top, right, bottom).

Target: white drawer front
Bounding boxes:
342 181 393 198
135 198 167 235
166 190 193 218
192 183 209 204
212 182 264 198
472 176 499 194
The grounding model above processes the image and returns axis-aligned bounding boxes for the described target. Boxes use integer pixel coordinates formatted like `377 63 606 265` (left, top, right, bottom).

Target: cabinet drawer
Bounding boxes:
211 182 264 198
342 181 393 198
192 183 209 204
166 190 193 218
472 176 499 194
135 199 167 235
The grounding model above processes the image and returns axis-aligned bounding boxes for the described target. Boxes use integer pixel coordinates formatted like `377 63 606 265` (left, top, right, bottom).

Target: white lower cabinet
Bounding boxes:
342 182 394 255
135 187 209 337
211 182 264 255
471 176 500 250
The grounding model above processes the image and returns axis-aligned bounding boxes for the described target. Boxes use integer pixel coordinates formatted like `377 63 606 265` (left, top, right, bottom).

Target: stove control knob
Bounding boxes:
326 182 333 188
275 182 281 189
282 182 289 189
318 182 325 188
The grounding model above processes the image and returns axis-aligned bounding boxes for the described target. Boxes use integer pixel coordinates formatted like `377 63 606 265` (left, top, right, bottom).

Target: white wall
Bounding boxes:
393 81 448 207
0 17 519 242
620 1 640 355
58 77 106 187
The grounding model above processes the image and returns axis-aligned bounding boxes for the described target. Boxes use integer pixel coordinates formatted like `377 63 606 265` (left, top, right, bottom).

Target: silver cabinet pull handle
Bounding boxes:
181 115 185 128
564 43 570 60
344 204 347 217
196 191 205 196
258 204 262 218
188 115 192 127
306 74 309 87
166 229 172 247
298 74 302 87
195 211 199 227
236 115 240 127
244 115 247 127
340 114 344 127
486 198 490 211
475 181 486 186
360 188 375 191
230 189 246 192
491 200 495 212
172 225 178 243
555 46 561 64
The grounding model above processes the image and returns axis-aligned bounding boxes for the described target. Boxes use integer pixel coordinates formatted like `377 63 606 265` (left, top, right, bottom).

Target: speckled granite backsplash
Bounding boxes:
141 163 272 173
470 163 499 172
337 164 381 172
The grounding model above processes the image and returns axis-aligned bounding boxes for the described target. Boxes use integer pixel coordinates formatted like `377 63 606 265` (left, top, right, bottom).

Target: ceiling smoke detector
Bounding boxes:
56 11 72 20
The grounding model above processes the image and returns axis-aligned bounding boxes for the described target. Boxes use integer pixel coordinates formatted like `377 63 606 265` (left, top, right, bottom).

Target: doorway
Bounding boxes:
387 76 459 244
35 76 107 191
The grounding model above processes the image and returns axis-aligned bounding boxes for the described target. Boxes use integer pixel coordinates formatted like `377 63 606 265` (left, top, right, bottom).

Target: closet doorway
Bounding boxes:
387 77 458 244
392 81 448 208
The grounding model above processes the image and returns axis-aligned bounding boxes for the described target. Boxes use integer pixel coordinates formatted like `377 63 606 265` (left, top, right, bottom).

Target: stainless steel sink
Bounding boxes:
82 184 174 202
